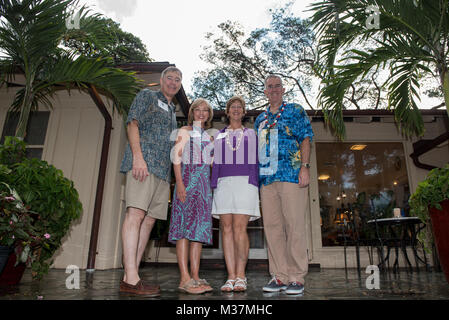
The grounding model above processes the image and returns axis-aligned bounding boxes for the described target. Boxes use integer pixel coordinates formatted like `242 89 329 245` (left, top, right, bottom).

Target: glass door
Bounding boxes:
315 142 411 247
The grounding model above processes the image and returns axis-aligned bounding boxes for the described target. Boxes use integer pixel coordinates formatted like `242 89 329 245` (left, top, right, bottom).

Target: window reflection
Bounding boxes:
317 142 410 247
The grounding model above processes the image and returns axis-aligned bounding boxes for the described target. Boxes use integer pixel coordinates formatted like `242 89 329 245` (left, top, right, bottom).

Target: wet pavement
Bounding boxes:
1 264 448 301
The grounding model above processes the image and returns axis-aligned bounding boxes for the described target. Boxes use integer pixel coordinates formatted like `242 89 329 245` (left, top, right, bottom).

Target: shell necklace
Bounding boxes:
225 127 244 151
262 102 286 145
263 102 286 129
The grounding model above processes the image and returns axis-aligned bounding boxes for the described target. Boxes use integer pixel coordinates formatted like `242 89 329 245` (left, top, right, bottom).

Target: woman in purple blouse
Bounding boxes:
211 96 260 292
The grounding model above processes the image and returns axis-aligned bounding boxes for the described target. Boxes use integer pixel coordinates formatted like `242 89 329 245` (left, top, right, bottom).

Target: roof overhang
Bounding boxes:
116 62 191 118
209 108 447 123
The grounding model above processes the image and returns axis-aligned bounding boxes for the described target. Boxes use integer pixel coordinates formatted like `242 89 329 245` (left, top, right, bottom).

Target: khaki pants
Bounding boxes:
260 182 308 284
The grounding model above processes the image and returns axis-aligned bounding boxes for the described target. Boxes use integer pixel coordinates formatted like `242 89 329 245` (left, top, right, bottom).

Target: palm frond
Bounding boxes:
0 0 144 137
62 5 116 59
318 45 397 139
387 59 425 137
33 54 141 114
0 0 74 72
309 0 449 139
0 58 19 87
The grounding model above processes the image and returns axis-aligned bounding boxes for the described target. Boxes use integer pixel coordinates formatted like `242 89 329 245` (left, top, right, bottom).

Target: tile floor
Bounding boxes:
1 264 448 301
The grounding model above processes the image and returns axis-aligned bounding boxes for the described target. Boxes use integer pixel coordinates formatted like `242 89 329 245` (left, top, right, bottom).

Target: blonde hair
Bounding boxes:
187 98 214 129
225 96 247 116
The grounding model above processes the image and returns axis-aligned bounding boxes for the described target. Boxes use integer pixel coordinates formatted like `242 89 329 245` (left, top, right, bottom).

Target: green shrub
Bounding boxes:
0 137 82 280
409 164 449 251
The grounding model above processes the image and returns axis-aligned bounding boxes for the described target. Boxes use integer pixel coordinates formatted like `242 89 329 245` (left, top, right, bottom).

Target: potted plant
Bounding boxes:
0 178 47 284
409 164 449 284
0 137 82 281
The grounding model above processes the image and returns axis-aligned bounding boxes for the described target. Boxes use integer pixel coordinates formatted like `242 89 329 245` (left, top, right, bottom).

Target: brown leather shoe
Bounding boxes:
140 280 160 291
119 280 161 297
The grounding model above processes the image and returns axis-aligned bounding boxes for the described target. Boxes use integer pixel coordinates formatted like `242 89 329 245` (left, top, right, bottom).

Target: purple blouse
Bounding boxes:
211 127 259 189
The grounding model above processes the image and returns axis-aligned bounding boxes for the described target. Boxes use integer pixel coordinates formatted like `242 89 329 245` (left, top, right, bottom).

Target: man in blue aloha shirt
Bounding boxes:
254 74 314 296
119 66 182 296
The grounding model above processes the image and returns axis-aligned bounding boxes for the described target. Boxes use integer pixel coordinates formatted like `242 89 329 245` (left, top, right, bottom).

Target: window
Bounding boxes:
316 142 410 247
1 111 50 159
248 218 264 249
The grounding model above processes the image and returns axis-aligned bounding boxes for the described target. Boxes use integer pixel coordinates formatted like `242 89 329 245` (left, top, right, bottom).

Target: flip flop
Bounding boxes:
178 278 206 294
195 278 213 292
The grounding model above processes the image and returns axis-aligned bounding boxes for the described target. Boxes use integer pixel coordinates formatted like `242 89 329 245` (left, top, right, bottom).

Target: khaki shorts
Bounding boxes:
125 171 170 220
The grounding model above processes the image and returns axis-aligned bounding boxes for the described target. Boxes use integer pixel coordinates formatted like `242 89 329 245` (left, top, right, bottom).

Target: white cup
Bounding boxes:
393 208 401 218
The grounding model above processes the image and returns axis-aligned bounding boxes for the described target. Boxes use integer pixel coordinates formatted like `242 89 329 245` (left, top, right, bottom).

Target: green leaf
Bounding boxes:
19 245 31 263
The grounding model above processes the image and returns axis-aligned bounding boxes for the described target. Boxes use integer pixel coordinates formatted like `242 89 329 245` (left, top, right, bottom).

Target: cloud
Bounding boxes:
95 0 138 22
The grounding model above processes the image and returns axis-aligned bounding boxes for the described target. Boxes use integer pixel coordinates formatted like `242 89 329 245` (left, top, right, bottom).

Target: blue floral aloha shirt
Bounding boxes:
120 89 178 182
254 102 314 186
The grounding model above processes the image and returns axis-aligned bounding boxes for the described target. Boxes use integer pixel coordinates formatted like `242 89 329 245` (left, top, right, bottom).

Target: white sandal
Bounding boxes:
233 277 247 292
220 279 235 292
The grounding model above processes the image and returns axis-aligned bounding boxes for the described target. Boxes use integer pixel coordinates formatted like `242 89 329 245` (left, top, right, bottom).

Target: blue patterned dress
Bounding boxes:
168 129 213 245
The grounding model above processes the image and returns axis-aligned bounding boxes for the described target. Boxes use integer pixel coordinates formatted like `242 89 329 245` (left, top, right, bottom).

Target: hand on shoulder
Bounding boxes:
175 126 191 145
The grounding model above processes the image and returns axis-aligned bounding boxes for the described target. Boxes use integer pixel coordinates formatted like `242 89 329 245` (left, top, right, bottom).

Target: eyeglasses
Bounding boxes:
193 108 210 113
266 84 282 90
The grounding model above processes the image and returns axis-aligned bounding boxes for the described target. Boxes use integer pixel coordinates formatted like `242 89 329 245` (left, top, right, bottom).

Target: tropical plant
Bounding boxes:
409 164 449 223
0 136 82 280
0 135 26 166
11 158 82 279
0 181 46 264
0 0 141 139
409 164 449 252
309 0 449 140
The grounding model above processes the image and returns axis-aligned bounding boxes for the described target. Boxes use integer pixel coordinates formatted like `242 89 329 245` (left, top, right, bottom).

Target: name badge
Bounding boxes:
158 100 169 112
216 132 228 140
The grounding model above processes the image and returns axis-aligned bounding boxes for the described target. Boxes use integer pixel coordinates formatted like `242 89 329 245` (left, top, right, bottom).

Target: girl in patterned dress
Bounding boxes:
168 98 214 294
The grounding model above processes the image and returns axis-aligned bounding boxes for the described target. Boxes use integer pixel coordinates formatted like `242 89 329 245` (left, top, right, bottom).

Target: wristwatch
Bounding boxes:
301 163 311 168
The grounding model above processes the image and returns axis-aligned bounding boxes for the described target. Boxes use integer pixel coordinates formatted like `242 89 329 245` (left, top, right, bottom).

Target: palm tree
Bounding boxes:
309 0 449 140
0 0 141 139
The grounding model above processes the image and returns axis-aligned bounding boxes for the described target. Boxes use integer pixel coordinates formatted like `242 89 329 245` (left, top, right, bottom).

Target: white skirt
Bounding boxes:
212 176 261 221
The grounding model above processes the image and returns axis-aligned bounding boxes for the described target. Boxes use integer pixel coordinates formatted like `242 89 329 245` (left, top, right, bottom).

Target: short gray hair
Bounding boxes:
161 66 182 79
264 74 283 88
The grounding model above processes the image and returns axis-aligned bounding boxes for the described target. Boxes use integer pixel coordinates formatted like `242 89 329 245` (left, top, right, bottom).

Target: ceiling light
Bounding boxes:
350 144 367 151
318 174 330 181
